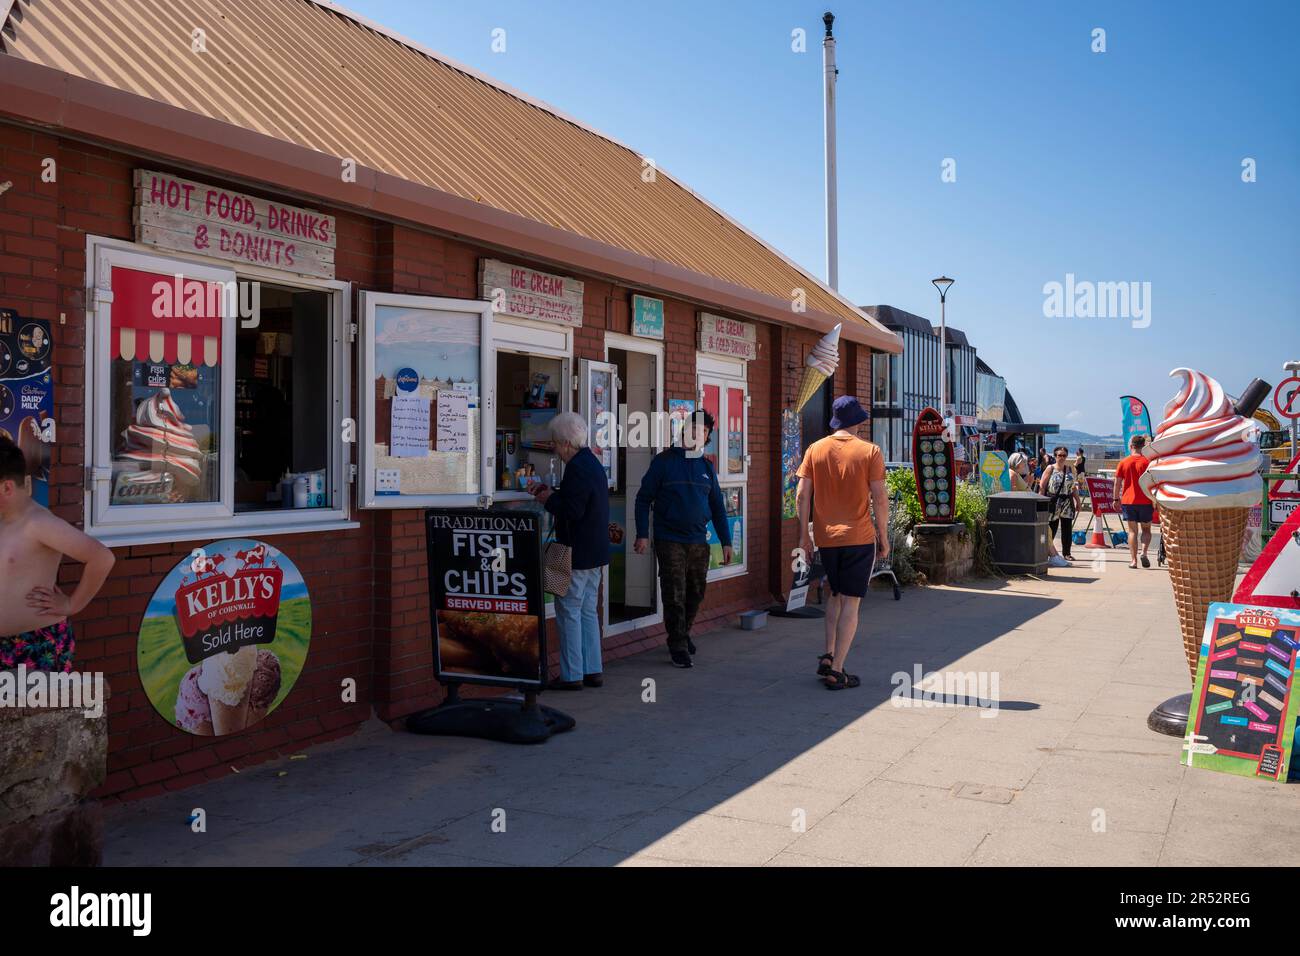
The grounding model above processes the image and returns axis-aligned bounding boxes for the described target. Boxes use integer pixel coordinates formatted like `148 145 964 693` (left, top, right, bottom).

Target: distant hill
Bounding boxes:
1056 429 1127 454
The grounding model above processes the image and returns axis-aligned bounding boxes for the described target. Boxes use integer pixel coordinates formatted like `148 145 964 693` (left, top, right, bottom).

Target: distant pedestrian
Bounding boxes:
1113 434 1154 568
796 396 889 690
634 410 732 669
1038 446 1080 560
1074 448 1087 477
528 413 610 689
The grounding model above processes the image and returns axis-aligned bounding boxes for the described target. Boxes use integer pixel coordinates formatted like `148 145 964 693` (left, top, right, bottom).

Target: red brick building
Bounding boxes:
0 0 900 799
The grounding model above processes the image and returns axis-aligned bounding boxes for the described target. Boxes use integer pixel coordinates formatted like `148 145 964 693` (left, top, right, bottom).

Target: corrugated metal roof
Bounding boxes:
1 0 897 346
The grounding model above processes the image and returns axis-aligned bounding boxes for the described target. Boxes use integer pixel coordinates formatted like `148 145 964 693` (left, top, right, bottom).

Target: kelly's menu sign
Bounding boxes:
912 407 955 523
0 309 53 506
426 509 546 689
138 539 312 738
1183 603 1300 781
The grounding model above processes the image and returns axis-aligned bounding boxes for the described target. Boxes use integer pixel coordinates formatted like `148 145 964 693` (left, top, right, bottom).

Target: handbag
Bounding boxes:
543 514 572 597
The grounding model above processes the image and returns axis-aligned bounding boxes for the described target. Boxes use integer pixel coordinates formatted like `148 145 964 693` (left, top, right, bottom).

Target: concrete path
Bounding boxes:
103 544 1299 866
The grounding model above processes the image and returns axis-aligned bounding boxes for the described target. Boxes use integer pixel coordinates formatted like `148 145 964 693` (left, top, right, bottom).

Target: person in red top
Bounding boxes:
1113 434 1153 569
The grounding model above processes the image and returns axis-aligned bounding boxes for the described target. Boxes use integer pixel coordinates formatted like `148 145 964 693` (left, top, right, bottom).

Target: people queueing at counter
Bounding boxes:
795 397 889 690
528 412 610 690
634 410 732 669
0 436 115 673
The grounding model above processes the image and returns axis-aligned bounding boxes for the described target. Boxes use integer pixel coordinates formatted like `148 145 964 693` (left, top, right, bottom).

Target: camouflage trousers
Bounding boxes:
654 540 711 652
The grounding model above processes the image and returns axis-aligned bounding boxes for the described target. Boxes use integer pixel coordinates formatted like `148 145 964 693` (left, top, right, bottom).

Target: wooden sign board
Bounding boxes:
698 312 757 360
134 169 336 279
912 407 955 522
480 258 584 328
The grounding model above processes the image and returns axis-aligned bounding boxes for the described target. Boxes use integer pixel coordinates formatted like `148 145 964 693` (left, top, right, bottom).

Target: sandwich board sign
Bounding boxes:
1182 603 1300 781
1235 505 1300 611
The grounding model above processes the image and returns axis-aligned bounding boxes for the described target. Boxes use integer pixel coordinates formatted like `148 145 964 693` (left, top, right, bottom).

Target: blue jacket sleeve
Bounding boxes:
634 456 661 539
707 464 732 547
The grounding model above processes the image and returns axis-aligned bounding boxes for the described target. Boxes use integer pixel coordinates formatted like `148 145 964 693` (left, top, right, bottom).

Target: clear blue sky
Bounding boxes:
345 0 1299 435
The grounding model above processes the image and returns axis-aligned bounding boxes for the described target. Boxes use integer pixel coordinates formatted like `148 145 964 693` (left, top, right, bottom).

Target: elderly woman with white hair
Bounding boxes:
528 411 610 690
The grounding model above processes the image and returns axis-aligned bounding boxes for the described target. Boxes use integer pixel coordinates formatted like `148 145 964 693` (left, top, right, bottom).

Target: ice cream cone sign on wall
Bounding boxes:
1141 369 1263 678
795 323 841 412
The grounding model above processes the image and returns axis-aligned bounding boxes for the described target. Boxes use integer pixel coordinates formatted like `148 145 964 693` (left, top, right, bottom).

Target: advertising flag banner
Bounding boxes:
1120 395 1152 451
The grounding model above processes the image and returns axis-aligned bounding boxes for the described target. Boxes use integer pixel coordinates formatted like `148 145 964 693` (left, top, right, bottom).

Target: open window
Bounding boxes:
358 292 494 508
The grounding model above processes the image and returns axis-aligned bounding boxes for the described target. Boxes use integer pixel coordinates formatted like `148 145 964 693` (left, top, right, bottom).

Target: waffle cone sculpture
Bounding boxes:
1140 369 1261 681
795 323 841 411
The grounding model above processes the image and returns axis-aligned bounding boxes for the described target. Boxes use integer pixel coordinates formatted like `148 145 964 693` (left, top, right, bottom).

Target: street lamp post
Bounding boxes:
932 276 954 427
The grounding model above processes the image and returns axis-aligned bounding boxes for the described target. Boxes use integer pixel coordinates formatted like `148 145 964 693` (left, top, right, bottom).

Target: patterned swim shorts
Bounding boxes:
0 619 76 673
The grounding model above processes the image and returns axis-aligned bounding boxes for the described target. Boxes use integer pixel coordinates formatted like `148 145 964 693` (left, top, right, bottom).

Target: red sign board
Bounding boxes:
1272 376 1300 420
1085 476 1116 515
912 407 956 523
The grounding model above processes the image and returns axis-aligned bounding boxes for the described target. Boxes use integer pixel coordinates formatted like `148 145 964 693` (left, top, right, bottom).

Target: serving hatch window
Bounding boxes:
86 240 351 544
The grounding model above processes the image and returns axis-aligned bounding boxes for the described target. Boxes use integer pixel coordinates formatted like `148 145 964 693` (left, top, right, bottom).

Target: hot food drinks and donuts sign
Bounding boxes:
912 407 956 523
426 508 546 689
138 539 311 737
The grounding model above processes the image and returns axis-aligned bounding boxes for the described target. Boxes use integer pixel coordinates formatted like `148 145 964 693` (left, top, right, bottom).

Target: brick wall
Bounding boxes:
0 122 791 798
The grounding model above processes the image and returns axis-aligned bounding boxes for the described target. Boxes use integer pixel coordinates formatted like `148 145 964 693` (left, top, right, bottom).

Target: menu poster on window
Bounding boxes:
436 390 470 453
137 539 311 737
726 386 744 474
1183 603 1300 781
426 508 546 689
390 395 432 457
372 304 481 496
706 486 743 571
668 399 695 448
0 310 53 507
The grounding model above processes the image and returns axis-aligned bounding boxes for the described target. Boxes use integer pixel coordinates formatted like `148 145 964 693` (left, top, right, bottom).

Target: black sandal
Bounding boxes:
824 669 860 690
817 653 834 676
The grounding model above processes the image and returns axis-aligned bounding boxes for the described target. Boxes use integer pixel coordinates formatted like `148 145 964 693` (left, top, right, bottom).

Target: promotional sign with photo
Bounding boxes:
0 309 53 506
426 508 546 688
137 539 311 736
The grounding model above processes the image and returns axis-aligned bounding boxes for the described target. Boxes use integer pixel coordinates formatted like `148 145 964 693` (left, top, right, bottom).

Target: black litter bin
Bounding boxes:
987 492 1051 574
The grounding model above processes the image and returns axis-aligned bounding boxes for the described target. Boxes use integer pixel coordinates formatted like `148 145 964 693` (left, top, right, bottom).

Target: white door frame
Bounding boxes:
603 332 665 636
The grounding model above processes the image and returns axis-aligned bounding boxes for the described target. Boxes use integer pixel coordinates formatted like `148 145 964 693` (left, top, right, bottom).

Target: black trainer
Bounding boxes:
670 649 693 668
687 638 697 655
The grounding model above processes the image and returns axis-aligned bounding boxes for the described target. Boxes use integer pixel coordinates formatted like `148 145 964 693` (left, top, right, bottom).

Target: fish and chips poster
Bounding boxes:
426 508 546 688
1183 603 1300 781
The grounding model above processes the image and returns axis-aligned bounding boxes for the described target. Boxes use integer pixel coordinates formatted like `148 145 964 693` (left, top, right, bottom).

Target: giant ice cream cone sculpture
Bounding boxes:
795 323 841 411
1140 369 1261 679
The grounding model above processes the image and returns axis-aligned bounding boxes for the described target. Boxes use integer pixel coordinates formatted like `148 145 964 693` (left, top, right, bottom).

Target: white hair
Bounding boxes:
1007 452 1028 470
548 411 589 448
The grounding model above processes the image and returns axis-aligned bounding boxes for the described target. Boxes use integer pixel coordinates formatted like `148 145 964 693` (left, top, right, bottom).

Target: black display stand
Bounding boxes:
1147 692 1191 737
406 683 575 744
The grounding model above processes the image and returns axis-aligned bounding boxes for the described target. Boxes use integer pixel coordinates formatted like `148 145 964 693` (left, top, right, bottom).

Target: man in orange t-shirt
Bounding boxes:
796 396 889 690
1113 434 1153 569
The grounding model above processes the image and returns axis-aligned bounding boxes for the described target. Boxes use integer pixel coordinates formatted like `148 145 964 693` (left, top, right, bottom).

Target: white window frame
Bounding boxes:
357 291 494 509
491 317 572 504
84 235 354 546
695 352 749 580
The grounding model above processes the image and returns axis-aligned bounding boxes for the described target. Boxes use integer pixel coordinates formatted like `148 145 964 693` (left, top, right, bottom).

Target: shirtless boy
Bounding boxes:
0 436 114 672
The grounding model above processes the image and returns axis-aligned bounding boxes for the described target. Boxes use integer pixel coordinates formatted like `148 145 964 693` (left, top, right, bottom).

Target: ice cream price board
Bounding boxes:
912 407 955 522
1183 603 1300 781
426 508 546 689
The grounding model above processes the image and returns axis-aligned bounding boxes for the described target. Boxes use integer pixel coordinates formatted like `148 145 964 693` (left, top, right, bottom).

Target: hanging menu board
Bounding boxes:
0 309 53 507
426 508 546 689
912 407 955 522
1183 603 1300 781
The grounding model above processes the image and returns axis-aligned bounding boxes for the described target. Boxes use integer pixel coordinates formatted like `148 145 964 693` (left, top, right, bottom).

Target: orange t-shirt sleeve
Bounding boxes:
867 446 885 482
796 445 816 481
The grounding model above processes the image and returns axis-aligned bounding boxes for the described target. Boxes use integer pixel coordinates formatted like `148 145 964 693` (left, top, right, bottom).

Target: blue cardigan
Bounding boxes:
544 447 610 570
634 448 732 546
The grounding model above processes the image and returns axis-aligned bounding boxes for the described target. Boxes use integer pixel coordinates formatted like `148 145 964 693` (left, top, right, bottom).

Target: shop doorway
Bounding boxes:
605 336 663 633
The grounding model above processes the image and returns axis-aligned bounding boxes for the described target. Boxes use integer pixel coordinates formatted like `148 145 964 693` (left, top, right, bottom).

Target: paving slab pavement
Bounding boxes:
102 544 1300 867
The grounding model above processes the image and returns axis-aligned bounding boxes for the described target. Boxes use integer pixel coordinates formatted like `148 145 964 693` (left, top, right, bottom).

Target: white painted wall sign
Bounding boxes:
134 169 337 279
480 258 584 328
698 312 757 361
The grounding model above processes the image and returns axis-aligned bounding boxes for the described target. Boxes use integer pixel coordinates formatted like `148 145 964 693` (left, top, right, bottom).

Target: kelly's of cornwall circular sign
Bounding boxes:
138 539 311 736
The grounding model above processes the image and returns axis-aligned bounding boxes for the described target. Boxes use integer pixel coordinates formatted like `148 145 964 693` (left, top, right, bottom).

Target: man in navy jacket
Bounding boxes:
634 411 732 668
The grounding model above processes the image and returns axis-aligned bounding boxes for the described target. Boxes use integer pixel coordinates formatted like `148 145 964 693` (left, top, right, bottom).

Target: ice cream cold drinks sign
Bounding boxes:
479 258 584 328
133 169 337 279
138 539 311 737
698 313 757 361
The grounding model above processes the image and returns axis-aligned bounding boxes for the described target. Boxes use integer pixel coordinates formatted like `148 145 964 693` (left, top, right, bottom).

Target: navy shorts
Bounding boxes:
1121 504 1153 524
819 543 876 598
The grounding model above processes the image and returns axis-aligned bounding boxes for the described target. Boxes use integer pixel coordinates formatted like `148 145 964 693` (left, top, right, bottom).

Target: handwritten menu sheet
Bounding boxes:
436 391 469 453
1184 603 1300 781
390 395 431 458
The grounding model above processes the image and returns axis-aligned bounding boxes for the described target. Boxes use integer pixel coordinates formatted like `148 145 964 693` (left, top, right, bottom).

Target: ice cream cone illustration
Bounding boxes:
198 646 258 735
795 323 841 411
1141 369 1261 679
245 650 282 726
